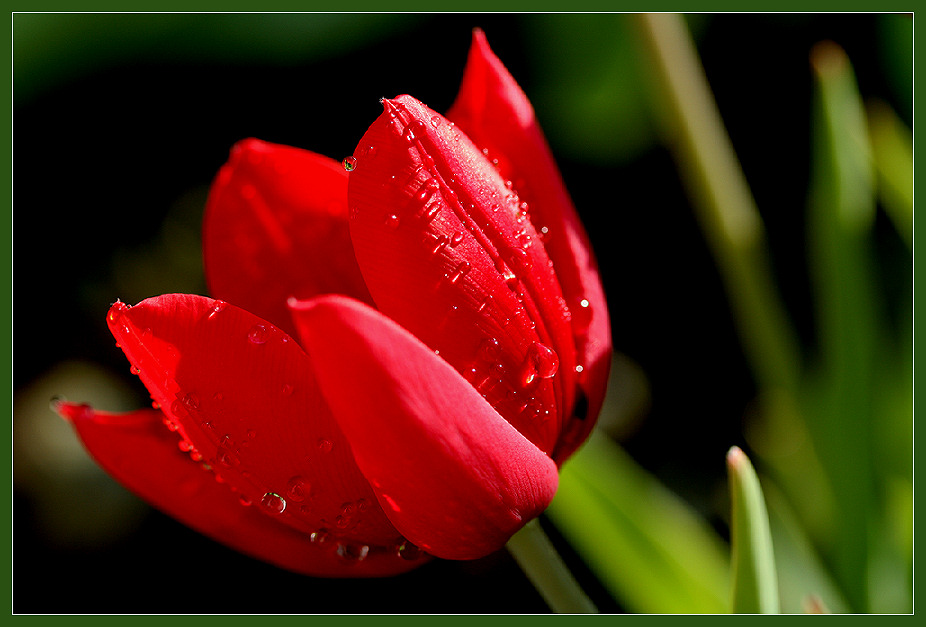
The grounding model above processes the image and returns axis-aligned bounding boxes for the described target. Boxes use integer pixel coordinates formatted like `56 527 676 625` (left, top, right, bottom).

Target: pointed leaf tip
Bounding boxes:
727 446 780 614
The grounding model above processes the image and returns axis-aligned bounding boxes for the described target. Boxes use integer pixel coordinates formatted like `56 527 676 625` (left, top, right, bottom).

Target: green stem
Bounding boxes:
634 13 802 395
507 518 598 613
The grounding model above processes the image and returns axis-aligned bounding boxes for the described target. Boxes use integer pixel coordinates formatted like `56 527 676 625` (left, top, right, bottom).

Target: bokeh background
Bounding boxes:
13 13 912 613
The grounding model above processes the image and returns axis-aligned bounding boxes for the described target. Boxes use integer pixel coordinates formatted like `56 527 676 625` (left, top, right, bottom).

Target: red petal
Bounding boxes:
203 138 373 337
55 402 425 576
289 295 559 560
105 294 414 556
347 95 576 455
447 30 612 461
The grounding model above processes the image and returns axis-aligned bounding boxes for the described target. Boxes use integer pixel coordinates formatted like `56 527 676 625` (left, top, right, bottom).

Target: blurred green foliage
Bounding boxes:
14 13 422 105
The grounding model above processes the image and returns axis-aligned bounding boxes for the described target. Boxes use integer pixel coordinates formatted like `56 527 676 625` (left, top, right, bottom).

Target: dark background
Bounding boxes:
13 13 911 613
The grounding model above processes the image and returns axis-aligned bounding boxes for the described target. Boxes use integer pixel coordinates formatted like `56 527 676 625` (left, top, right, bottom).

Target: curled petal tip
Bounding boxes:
51 399 92 424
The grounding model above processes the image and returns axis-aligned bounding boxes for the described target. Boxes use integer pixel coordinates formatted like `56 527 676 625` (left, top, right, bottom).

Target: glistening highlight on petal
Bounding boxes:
54 402 423 577
104 294 428 573
347 95 576 456
290 295 559 560
203 138 373 337
448 29 612 461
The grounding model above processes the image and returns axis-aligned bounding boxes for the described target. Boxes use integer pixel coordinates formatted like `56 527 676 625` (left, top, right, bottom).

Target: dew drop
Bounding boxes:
337 542 370 562
571 297 593 333
207 300 227 320
416 177 441 202
508 247 533 273
478 337 501 361
216 436 240 468
421 202 440 223
260 492 286 514
282 383 294 395
429 233 450 255
429 115 441 128
130 364 140 375
248 324 271 344
447 261 471 284
310 529 330 544
342 156 357 171
497 261 518 289
397 540 424 560
238 493 252 507
520 342 559 387
384 213 401 228
449 231 464 247
317 438 334 453
285 476 310 503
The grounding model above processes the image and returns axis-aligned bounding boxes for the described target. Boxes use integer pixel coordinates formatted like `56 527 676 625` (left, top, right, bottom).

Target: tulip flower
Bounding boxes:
57 29 611 578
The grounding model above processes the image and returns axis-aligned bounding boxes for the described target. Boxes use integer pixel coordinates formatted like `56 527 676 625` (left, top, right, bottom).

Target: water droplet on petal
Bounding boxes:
430 115 441 128
285 476 310 502
342 156 357 171
384 213 400 228
429 233 450 255
216 435 240 468
260 492 286 514
416 177 441 202
310 529 329 544
337 542 369 562
207 300 227 320
571 297 593 333
509 247 533 273
282 383 294 395
248 324 271 344
447 261 471 284
520 342 559 387
478 337 500 361
318 438 334 453
397 540 424 560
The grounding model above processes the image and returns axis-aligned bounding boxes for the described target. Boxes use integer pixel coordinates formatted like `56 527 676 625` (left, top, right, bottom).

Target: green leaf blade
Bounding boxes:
727 447 779 614
547 433 729 614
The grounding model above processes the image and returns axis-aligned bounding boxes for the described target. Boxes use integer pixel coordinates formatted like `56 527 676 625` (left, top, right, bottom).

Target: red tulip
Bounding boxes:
57 29 611 577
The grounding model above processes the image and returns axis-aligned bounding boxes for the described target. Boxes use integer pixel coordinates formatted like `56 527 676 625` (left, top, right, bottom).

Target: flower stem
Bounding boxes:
506 518 598 613
634 13 802 395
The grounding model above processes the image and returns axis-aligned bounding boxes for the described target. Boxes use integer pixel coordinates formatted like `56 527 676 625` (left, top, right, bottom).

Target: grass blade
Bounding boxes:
547 432 729 613
727 447 779 614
